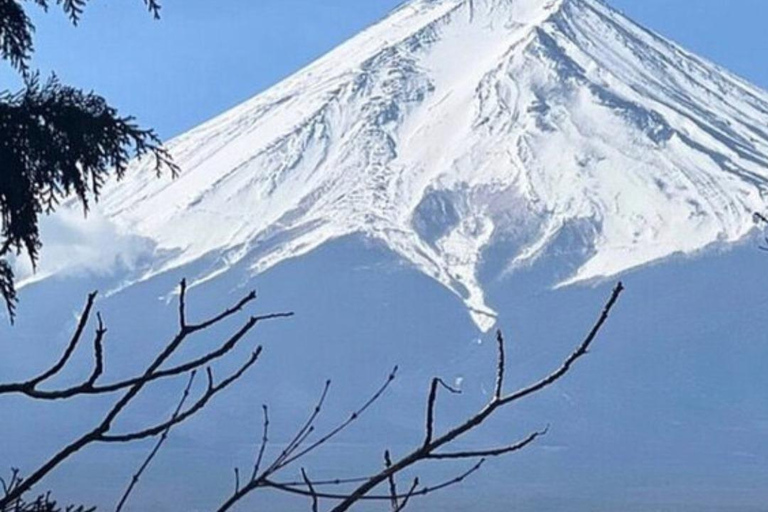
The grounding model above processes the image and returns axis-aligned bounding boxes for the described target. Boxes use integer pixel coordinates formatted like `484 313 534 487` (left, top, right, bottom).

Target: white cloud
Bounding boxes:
14 207 155 288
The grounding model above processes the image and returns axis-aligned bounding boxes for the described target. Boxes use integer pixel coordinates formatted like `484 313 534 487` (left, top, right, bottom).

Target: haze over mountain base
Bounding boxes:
3 235 767 511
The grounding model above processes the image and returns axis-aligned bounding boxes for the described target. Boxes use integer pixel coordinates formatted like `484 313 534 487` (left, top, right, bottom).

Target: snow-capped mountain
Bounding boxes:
85 0 768 330
6 2 768 510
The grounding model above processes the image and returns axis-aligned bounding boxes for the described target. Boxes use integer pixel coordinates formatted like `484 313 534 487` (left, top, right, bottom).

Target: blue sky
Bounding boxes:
6 0 768 139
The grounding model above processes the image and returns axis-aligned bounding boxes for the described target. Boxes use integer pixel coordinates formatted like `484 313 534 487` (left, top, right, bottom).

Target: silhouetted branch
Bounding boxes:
0 293 291 401
101 350 262 444
284 367 398 467
327 282 624 512
394 478 419 512
0 292 96 396
384 450 398 511
424 378 461 447
4 277 623 511
251 405 270 481
0 280 288 508
301 468 319 512
215 282 624 512
494 329 505 399
187 290 258 333
495 281 624 407
259 461 481 502
267 476 371 489
178 278 188 330
216 367 399 512
427 428 547 459
2 292 96 393
114 371 197 512
270 380 332 471
85 313 106 387
34 292 97 384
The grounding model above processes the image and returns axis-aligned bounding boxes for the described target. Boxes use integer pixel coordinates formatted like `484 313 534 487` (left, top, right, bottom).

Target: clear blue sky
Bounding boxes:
6 0 768 139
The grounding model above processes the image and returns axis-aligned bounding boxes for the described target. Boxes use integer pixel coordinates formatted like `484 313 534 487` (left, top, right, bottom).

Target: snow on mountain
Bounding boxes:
83 0 768 330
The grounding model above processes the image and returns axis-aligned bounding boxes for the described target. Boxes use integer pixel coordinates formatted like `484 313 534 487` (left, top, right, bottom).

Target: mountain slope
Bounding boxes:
85 0 768 329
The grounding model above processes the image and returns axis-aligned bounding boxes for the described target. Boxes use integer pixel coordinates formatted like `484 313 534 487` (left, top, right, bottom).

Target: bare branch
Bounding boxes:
0 311 290 401
424 377 461 447
262 461 482 502
327 282 624 512
0 279 284 507
280 366 398 467
34 291 98 385
101 350 262 443
4 279 622 510
301 468 319 512
86 313 107 387
265 475 373 489
497 281 624 407
384 450 398 511
0 292 97 397
186 290 258 334
114 371 197 512
178 279 187 331
410 459 484 497
428 428 547 460
217 283 623 512
251 405 270 481
89 314 280 393
494 329 505 400
269 380 331 472
394 478 419 512
216 368 399 512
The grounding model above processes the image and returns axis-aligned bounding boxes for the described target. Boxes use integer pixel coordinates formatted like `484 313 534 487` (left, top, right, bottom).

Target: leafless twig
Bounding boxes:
216 367 399 512
214 282 624 512
4 270 622 511
114 371 197 512
0 280 291 508
326 282 623 512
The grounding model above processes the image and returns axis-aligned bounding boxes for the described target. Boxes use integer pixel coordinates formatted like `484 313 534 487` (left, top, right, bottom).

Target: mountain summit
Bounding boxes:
91 0 768 329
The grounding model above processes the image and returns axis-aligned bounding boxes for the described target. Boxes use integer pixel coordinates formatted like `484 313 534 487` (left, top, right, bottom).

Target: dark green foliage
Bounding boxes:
0 0 162 72
0 0 36 70
1 469 96 511
2 493 95 512
0 0 176 320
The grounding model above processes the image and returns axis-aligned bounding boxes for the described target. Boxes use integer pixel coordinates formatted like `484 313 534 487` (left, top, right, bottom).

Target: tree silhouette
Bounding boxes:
0 0 177 320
